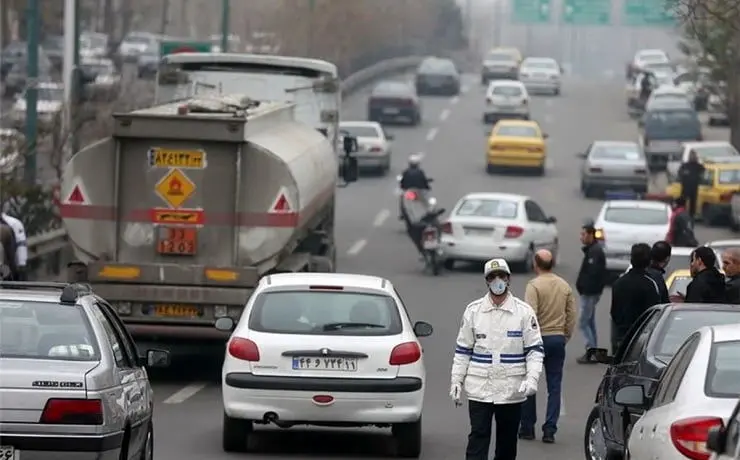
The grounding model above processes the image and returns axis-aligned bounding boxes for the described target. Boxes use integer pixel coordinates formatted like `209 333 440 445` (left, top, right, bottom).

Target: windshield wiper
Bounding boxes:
321 322 385 331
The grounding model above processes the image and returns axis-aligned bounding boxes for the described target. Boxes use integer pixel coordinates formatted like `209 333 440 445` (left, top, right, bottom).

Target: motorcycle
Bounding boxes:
419 198 446 276
396 175 434 224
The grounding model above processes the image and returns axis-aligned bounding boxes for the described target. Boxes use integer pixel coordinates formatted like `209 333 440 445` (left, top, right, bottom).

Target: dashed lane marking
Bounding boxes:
347 239 367 256
426 128 438 141
373 209 390 227
163 383 207 404
461 85 469 94
440 109 450 121
451 96 459 105
544 114 553 124
545 99 553 108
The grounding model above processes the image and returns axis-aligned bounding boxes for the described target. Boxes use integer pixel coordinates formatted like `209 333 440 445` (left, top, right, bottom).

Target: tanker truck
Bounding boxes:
58 94 358 357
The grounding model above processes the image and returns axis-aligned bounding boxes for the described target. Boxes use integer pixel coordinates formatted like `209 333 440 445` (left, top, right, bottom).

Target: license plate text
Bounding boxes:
157 227 197 255
0 446 15 460
154 304 200 318
292 357 358 371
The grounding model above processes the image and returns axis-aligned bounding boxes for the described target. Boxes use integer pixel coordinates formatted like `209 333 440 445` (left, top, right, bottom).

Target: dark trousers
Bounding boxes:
466 400 523 460
681 186 698 220
611 320 624 356
519 335 566 435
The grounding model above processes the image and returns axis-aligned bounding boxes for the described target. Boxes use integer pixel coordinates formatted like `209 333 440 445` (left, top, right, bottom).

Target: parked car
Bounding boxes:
583 304 740 460
118 32 158 62
0 281 170 460
617 324 740 460
217 273 432 457
11 82 64 129
3 50 53 97
367 80 421 126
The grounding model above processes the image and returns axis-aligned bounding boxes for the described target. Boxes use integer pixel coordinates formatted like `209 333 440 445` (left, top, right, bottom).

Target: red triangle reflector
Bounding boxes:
272 194 290 212
67 185 85 204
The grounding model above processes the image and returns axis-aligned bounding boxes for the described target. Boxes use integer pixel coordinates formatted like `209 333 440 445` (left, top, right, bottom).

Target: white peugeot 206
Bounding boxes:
217 272 433 457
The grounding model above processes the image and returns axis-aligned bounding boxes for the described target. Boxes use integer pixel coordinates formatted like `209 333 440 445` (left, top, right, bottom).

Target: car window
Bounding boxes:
694 145 738 160
717 169 740 185
89 304 129 367
0 300 99 361
620 310 661 363
652 333 700 406
456 198 518 219
495 125 538 137
652 310 740 360
522 60 557 70
373 83 411 96
646 110 697 125
524 200 547 222
340 125 380 138
419 59 455 73
591 145 643 161
705 340 740 398
248 290 403 336
491 85 523 96
487 52 515 61
96 301 139 367
603 207 668 225
699 169 715 186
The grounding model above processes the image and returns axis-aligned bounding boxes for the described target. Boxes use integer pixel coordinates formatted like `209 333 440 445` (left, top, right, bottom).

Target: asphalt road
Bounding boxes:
148 74 735 460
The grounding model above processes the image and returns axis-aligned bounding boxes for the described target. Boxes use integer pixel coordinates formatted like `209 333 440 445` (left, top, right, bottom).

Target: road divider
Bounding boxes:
24 55 426 280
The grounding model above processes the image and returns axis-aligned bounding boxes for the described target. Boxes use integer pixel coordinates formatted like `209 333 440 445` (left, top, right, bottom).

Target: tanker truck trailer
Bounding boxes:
58 94 357 358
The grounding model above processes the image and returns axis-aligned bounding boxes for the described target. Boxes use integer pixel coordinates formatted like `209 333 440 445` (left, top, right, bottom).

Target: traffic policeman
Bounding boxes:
450 258 544 460
1 212 26 280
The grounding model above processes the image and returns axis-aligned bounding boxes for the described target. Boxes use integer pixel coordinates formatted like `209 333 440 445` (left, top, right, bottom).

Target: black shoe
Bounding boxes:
518 431 535 440
542 432 555 443
576 353 597 364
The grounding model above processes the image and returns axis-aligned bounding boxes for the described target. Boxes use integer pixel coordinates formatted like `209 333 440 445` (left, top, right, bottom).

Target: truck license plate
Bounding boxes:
156 227 197 255
292 357 358 371
0 446 16 460
154 304 201 318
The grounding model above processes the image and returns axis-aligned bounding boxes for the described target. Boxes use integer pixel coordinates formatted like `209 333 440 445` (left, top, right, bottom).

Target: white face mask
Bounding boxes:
489 277 508 296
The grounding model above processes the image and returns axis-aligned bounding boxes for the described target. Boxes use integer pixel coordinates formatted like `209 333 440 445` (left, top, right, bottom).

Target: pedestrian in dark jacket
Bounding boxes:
677 150 705 220
684 247 726 303
646 241 671 304
722 248 740 304
610 243 662 354
667 197 698 247
576 221 607 364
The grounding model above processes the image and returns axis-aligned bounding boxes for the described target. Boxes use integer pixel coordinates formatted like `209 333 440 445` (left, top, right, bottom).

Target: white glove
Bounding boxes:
450 383 462 406
518 380 537 397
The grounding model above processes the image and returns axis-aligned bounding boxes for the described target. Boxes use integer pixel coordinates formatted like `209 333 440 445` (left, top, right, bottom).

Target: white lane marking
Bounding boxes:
544 114 553 124
545 99 553 107
426 128 438 141
163 383 207 404
451 96 459 105
347 239 367 256
461 85 469 94
373 209 390 227
440 109 450 121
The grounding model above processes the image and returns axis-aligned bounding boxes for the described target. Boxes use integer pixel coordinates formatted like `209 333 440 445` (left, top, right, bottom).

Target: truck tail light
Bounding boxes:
40 399 103 425
228 338 260 362
389 342 422 365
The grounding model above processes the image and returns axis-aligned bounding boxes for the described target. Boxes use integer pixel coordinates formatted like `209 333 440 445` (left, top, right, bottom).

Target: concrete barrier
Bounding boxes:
24 55 424 280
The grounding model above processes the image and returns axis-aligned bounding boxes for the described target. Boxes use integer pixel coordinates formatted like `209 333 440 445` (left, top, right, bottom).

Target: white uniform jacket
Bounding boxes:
451 293 544 404
1 213 27 267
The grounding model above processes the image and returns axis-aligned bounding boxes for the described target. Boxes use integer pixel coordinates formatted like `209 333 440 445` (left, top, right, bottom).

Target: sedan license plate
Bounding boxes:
293 357 358 372
382 107 400 114
154 304 200 318
464 228 492 237
0 446 15 460
423 240 439 250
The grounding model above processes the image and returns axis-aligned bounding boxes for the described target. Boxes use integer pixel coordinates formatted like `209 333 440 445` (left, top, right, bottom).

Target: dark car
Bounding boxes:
583 304 740 460
42 36 64 71
415 57 460 96
367 81 421 126
641 107 702 171
3 50 53 98
137 48 160 79
1 42 27 81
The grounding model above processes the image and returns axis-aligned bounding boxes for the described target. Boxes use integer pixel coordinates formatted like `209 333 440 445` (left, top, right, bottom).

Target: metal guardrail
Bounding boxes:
23 55 425 280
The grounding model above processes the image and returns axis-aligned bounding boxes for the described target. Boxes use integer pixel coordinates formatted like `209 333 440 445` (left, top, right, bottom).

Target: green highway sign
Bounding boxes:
512 0 551 24
563 0 611 25
160 40 212 56
623 0 675 26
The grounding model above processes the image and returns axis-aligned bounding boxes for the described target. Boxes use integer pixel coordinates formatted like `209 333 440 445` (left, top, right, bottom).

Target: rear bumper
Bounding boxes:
225 373 423 392
583 176 648 190
223 376 424 424
482 70 518 81
368 108 418 123
488 154 545 168
521 79 560 92
0 431 123 459
416 80 459 95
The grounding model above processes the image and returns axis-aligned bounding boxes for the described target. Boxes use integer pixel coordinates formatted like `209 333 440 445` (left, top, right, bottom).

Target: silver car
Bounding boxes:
518 57 562 95
578 141 649 198
0 282 169 460
338 121 393 174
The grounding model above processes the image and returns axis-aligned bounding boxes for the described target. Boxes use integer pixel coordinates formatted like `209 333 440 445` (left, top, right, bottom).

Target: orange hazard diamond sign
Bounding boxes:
155 168 196 208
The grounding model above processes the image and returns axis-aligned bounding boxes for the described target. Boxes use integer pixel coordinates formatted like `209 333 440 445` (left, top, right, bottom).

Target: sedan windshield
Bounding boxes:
456 198 518 219
340 125 380 138
603 207 668 225
591 145 642 161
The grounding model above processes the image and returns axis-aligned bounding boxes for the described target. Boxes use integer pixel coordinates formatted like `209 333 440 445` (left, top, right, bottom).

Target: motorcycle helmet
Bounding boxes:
408 154 422 166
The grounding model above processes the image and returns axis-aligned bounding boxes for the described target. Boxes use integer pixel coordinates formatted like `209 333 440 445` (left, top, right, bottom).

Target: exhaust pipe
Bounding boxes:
263 412 292 428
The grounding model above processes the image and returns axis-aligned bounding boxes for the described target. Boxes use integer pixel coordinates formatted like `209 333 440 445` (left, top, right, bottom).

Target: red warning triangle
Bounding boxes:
66 185 85 204
271 193 291 213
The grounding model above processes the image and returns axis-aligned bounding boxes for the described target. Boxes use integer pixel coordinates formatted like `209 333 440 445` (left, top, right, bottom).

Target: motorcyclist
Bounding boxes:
400 154 430 191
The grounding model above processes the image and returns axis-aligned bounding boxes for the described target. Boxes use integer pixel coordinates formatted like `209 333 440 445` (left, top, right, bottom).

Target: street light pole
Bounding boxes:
25 0 40 185
220 0 230 52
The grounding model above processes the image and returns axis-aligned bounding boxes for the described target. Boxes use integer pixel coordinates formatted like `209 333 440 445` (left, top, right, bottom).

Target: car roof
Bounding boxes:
339 121 382 129
672 246 697 256
593 140 639 147
708 324 740 343
708 239 740 248
705 161 740 170
602 200 669 210
684 141 732 148
662 303 740 313
637 49 667 56
494 119 539 129
261 272 393 292
458 192 527 203
522 57 556 63
489 79 524 88
667 268 691 279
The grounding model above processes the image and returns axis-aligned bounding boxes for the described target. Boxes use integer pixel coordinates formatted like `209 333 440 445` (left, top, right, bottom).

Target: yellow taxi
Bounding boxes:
486 120 547 175
662 159 740 224
481 47 523 83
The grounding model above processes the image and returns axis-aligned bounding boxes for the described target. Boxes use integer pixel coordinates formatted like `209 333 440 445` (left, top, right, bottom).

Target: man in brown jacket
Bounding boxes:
518 249 576 444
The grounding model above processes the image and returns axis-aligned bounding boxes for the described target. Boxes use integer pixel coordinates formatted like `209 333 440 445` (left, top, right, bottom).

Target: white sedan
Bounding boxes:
483 80 530 124
619 323 740 460
594 200 671 272
339 121 393 174
518 57 561 95
217 272 431 457
440 192 558 272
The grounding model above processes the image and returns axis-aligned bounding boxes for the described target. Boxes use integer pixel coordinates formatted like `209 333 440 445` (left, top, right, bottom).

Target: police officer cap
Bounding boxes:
484 258 511 277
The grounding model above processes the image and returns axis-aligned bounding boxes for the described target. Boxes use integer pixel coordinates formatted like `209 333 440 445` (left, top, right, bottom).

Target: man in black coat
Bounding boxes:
610 243 662 354
575 221 607 364
677 150 705 221
684 247 726 303
722 248 740 304
646 241 671 304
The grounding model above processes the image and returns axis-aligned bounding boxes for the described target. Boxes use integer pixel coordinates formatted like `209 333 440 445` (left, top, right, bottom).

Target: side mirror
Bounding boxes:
586 347 613 364
576 152 587 158
543 133 549 139
614 385 648 408
144 349 171 368
706 425 727 454
341 156 359 183
343 135 358 154
413 321 433 337
215 317 235 332
545 216 557 223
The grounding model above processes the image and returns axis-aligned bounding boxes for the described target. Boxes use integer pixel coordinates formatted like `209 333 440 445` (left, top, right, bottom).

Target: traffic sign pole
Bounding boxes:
220 0 230 52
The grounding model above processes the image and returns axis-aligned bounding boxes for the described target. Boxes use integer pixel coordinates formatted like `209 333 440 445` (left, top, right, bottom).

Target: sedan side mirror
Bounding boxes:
545 216 557 223
543 133 549 139
576 152 587 158
614 385 649 408
144 349 171 368
413 321 433 337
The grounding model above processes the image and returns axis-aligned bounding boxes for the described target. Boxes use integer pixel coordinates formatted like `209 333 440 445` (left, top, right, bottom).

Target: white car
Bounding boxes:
339 121 393 174
618 324 740 460
594 200 671 272
518 57 561 95
440 192 558 272
667 141 739 179
483 80 529 124
646 86 692 111
217 272 431 457
628 49 671 78
11 82 64 127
